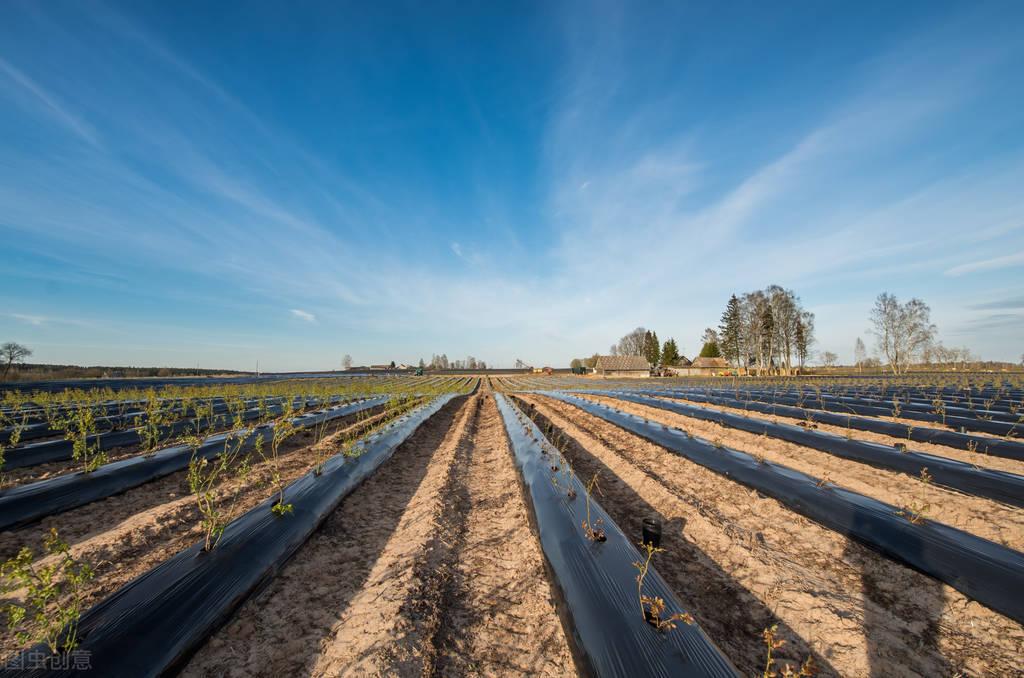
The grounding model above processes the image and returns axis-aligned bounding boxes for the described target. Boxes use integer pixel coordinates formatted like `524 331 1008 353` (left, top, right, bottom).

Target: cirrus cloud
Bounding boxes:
289 308 317 323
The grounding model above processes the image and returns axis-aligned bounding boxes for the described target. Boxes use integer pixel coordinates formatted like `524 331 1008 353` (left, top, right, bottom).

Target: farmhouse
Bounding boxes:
594 355 651 378
668 356 730 376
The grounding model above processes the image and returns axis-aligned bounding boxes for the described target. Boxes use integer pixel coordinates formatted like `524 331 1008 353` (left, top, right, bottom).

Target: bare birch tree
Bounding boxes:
869 293 936 375
614 327 648 356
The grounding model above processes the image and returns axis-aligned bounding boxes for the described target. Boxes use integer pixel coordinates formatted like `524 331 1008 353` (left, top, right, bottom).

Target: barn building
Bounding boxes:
667 356 730 376
594 355 651 378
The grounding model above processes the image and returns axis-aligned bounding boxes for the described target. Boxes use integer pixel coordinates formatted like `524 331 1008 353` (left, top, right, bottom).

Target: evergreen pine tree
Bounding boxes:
661 338 680 366
795 319 809 369
642 331 651 363
719 294 742 367
699 341 722 358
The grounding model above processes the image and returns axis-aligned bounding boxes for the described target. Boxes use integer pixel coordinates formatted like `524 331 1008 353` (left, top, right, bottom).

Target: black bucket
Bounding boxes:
642 518 662 548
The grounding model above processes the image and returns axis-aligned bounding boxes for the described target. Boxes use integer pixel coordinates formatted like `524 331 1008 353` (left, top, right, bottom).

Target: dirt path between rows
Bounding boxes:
517 394 1024 678
584 395 1024 551
2 444 158 489
0 405 391 657
425 392 575 676
183 392 576 677
662 395 1024 475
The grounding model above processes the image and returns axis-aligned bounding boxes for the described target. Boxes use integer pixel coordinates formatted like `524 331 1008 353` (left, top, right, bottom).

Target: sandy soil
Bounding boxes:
183 392 576 678
517 394 1024 678
583 394 1024 550
659 396 1024 476
1 443 160 489
0 405 391 657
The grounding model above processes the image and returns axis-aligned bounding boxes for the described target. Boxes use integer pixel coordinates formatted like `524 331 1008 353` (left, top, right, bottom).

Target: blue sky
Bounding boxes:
1 1 1022 370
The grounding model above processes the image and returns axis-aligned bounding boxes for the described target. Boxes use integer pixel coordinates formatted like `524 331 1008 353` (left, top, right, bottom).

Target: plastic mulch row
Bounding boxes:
653 389 1024 461
605 391 1024 508
0 397 388 532
495 394 739 678
723 387 1017 422
1 395 348 470
1 394 458 678
545 393 1024 626
671 388 1018 437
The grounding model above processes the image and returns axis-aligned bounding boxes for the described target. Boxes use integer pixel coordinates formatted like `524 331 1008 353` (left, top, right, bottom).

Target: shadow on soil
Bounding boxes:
515 395 838 677
264 395 471 675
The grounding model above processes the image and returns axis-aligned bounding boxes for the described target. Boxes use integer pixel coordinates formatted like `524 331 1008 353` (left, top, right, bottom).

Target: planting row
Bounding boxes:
600 391 1024 507
654 388 1024 460
517 393 1024 675
546 393 1024 625
495 394 739 676
1 394 455 675
0 397 390 532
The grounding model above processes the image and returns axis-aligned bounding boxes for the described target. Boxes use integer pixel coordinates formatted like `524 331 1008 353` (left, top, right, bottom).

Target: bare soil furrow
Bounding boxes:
181 395 475 677
428 393 576 677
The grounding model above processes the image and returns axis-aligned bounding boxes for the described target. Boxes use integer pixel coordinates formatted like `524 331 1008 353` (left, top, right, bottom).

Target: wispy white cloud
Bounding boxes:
2 3 1023 368
290 309 317 323
945 251 1024 277
0 57 100 147
10 313 46 326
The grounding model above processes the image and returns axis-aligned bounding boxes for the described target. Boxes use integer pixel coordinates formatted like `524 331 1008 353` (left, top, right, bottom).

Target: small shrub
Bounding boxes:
137 390 171 455
761 624 815 677
581 473 606 542
57 404 106 473
1 529 95 654
633 542 693 631
896 502 929 525
185 433 246 551
267 405 297 516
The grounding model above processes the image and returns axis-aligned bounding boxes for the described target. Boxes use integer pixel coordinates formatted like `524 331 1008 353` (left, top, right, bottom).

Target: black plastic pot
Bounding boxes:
642 517 662 548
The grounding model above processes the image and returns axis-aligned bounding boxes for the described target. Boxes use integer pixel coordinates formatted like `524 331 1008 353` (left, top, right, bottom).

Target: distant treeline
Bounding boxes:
3 363 248 382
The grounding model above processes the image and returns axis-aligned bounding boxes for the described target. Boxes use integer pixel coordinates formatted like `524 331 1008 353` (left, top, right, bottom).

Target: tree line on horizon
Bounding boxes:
570 286 1007 375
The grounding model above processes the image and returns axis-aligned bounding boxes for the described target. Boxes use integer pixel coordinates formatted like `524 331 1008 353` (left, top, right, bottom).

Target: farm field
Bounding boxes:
1 373 1022 676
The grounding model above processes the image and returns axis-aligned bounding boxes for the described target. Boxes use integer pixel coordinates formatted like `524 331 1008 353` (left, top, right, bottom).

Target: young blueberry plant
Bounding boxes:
761 624 815 677
633 542 693 631
268 409 297 517
581 472 606 542
185 432 244 551
1 529 95 654
136 389 170 455
59 403 106 473
311 413 333 476
896 502 930 525
0 409 27 488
